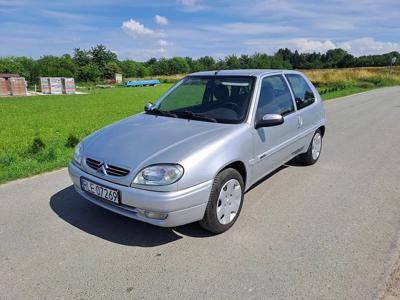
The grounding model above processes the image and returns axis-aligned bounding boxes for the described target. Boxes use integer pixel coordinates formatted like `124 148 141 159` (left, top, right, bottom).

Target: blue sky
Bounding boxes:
0 0 399 61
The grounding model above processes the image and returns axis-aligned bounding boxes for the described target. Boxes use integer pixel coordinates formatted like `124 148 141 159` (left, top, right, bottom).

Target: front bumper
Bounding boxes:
68 162 212 227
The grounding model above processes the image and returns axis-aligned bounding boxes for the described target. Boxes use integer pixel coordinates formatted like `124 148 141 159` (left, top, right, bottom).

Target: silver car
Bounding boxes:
68 69 325 233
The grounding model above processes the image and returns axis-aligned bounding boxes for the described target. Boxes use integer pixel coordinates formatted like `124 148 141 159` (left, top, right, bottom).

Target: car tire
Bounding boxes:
298 129 323 165
199 168 244 234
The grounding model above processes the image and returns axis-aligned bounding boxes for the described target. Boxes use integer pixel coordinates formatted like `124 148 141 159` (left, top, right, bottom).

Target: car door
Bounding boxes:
251 74 301 181
285 73 319 150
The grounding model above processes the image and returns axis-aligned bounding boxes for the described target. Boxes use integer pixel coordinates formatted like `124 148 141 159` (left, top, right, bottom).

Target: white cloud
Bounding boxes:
158 39 168 53
291 39 336 53
202 22 296 35
177 0 205 12
158 39 168 47
245 38 336 54
121 19 169 56
121 19 165 38
155 15 168 25
245 36 400 56
42 10 85 22
338 37 400 55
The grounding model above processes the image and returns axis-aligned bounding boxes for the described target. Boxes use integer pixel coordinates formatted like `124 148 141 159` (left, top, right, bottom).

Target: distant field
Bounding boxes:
1 66 400 183
304 66 400 99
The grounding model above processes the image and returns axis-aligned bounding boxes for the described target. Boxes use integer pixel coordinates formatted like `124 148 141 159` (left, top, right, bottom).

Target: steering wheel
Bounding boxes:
221 102 240 113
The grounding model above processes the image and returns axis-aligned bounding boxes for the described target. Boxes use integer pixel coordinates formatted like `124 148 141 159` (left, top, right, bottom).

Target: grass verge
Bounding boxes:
0 84 172 183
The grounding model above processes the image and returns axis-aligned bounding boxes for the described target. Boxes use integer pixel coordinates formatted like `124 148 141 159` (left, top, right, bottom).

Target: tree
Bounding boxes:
224 55 240 69
77 63 101 82
13 57 36 82
0 57 29 78
322 49 349 68
34 55 76 78
104 61 120 79
252 53 272 69
73 48 91 67
88 44 118 78
1 44 399 83
168 57 190 74
119 60 140 77
196 56 216 71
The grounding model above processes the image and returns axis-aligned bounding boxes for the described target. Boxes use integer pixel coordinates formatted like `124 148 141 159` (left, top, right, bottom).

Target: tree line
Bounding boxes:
0 44 398 83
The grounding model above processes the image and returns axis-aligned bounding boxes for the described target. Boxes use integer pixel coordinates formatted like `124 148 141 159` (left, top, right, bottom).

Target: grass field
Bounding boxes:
0 85 172 183
304 66 400 99
1 66 400 184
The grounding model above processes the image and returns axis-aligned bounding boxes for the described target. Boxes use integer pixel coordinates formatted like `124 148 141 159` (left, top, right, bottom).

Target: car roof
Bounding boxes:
189 69 302 77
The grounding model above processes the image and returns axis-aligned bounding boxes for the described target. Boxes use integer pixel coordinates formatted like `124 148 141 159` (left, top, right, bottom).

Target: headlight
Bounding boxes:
132 164 184 186
73 142 83 166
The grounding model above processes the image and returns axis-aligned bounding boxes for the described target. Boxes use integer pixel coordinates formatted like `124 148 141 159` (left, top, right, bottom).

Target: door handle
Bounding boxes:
297 115 303 128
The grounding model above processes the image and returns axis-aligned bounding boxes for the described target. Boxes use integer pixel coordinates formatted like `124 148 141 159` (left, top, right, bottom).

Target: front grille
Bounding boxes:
104 164 130 177
86 158 101 169
86 158 130 177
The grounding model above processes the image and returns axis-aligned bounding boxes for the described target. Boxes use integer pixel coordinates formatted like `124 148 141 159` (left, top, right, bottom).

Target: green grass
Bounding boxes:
319 86 375 100
0 84 172 183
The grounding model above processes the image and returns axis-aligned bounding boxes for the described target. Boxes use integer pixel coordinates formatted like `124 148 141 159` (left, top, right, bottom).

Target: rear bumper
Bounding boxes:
68 162 212 227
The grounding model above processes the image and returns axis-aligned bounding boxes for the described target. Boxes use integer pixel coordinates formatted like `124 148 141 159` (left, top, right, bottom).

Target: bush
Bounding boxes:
30 137 45 154
65 134 79 148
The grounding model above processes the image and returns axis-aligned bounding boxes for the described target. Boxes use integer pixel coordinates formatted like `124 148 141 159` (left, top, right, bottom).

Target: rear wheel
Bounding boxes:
298 129 323 165
199 168 244 234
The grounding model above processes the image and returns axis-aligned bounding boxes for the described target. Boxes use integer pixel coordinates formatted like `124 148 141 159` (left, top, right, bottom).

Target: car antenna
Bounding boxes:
214 70 220 75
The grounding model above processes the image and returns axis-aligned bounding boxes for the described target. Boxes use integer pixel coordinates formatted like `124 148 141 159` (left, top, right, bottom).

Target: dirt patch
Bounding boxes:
380 254 400 300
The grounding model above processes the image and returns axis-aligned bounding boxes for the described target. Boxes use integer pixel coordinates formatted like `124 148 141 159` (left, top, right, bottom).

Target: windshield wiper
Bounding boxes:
175 110 218 123
147 108 178 118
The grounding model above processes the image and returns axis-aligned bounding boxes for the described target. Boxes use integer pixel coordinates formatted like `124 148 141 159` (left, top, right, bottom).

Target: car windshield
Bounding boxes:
154 76 256 124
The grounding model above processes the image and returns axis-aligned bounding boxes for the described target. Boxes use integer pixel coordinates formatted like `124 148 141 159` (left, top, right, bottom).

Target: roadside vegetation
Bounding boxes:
305 66 400 99
1 66 400 184
0 44 399 84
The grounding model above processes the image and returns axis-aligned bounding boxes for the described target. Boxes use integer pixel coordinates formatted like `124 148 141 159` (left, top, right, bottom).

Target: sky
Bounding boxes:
0 0 399 61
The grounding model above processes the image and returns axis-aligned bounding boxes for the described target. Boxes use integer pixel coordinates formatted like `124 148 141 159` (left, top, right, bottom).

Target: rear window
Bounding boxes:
285 74 315 110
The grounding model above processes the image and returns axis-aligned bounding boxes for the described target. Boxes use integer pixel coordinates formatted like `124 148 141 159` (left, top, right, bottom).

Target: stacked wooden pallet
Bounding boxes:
9 77 27 96
49 77 63 94
39 77 51 94
62 78 76 94
40 77 76 94
0 78 9 96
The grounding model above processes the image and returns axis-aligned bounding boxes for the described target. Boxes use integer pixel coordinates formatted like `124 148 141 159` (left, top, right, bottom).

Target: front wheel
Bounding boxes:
199 168 244 234
298 129 323 165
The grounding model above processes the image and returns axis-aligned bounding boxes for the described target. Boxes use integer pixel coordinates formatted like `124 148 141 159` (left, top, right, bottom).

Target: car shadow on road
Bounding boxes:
49 186 214 247
245 158 307 192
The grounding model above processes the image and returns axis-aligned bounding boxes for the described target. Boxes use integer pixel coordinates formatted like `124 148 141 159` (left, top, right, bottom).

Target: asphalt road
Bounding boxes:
1 87 400 300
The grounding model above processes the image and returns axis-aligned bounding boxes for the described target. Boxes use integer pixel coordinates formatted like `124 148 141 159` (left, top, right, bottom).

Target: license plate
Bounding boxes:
80 178 120 204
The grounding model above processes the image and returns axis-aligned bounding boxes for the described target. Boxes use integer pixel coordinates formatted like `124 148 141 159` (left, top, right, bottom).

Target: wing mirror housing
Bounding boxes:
255 114 284 129
144 102 154 112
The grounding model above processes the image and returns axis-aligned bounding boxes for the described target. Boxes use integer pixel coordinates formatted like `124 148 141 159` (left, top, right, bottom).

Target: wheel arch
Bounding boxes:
219 160 247 187
319 125 326 137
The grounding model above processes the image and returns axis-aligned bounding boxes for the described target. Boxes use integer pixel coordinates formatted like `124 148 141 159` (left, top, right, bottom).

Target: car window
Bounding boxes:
157 76 256 124
255 75 294 119
285 74 315 110
159 78 206 111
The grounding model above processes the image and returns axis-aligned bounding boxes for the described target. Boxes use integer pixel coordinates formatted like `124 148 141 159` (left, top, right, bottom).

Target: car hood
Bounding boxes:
83 113 234 184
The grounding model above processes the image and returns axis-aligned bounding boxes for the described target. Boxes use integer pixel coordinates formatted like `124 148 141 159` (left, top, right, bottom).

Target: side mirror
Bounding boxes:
144 102 153 112
255 114 284 129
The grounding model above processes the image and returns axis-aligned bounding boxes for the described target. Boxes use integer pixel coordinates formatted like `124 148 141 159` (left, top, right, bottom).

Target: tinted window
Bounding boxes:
286 74 315 109
159 78 205 111
256 75 294 119
157 76 255 124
